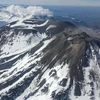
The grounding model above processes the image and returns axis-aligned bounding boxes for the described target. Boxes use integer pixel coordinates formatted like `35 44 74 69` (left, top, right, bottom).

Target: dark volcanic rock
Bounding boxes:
0 19 100 100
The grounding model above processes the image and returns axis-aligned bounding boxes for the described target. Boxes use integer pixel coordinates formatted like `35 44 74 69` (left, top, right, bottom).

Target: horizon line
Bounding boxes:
0 3 100 7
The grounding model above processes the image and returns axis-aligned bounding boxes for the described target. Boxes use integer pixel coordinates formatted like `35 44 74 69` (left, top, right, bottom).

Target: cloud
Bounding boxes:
0 5 53 22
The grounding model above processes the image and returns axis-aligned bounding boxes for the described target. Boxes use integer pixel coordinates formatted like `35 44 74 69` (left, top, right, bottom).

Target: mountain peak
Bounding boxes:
0 19 100 100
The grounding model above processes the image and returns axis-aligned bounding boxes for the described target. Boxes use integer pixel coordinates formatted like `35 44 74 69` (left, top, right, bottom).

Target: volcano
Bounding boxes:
0 18 100 100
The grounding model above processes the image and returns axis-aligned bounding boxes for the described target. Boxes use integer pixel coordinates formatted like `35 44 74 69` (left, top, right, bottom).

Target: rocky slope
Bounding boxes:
0 19 100 100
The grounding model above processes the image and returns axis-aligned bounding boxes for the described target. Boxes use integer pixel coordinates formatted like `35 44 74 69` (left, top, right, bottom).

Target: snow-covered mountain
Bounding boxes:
0 5 86 28
0 5 100 100
0 18 100 100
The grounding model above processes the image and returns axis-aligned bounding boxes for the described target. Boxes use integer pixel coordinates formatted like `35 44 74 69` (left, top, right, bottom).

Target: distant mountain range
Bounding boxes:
1 5 100 30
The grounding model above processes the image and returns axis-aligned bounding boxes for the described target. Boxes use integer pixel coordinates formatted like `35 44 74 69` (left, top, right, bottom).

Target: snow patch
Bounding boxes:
0 31 47 58
46 25 57 31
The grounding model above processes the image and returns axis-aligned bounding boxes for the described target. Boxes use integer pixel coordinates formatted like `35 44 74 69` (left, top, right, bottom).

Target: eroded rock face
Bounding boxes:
0 19 100 100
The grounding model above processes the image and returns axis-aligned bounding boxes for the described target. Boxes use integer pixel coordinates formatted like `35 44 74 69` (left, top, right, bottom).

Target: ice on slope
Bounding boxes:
0 38 54 99
10 20 49 28
0 31 47 58
70 44 100 100
17 62 70 100
46 25 57 31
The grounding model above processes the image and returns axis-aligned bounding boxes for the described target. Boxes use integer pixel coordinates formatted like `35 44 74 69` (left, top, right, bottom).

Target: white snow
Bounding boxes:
26 61 70 100
46 25 57 31
0 31 47 58
36 20 49 27
10 19 49 29
70 45 100 100
0 38 54 98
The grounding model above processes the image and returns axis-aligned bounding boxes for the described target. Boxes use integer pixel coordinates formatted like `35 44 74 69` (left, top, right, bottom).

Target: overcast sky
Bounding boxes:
0 0 100 6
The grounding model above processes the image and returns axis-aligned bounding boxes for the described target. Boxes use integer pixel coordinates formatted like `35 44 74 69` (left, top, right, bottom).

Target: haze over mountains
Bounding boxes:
1 5 100 30
0 5 100 100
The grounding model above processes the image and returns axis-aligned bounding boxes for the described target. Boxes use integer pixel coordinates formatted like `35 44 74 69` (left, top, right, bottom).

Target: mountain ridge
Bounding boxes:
0 19 100 100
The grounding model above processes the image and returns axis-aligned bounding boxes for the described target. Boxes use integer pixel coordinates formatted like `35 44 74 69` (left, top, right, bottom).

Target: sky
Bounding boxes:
0 0 100 6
